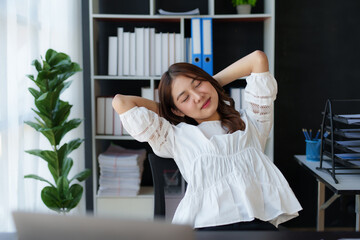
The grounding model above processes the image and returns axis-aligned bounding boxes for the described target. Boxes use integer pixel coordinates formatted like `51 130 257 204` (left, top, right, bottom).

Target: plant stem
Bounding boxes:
53 144 60 181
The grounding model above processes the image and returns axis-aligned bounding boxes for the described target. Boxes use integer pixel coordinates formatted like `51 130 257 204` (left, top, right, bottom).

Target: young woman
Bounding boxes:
112 50 302 231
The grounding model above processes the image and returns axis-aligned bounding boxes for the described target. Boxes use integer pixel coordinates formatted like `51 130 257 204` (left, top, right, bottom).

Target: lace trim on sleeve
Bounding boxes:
120 107 174 157
245 90 274 122
148 116 172 155
148 120 170 149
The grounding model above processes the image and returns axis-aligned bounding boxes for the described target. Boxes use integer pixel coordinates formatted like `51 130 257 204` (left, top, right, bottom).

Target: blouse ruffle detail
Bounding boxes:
172 146 301 228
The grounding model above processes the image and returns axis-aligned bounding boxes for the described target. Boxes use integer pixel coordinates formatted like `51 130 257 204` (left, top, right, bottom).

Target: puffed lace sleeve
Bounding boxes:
119 106 174 158
244 72 278 139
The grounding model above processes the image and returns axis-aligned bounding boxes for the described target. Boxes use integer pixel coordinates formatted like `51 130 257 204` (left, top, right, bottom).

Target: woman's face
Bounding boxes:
171 75 220 124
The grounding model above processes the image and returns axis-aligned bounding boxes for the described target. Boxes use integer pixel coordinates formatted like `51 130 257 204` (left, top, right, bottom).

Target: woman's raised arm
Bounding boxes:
213 50 269 87
112 94 159 115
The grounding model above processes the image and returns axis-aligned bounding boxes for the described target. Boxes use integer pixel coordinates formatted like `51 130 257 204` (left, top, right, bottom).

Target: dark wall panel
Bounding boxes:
275 0 360 228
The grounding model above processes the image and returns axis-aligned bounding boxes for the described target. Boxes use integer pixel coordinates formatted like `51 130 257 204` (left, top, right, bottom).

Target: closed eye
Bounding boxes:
182 95 189 103
195 80 201 88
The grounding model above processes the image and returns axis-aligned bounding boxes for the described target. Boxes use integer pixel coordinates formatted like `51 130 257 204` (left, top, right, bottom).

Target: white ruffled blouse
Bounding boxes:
119 72 302 228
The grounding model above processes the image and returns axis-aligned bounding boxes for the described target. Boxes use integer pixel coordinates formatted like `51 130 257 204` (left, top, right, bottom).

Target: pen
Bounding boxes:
314 129 320 140
305 128 311 140
302 129 306 140
323 131 330 138
309 129 312 140
302 128 310 140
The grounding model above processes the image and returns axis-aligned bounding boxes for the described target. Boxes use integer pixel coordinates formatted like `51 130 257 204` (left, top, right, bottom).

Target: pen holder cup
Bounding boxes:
305 140 321 161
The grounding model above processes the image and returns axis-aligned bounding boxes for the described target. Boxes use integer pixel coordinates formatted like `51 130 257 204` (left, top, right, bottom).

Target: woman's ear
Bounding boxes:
171 108 185 117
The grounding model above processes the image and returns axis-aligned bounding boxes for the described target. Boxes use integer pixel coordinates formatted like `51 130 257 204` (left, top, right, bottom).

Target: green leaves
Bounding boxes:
58 138 83 177
231 0 257 7
53 100 72 126
53 119 82 146
67 184 83 210
24 49 89 213
25 118 82 146
70 169 91 183
32 59 42 72
25 150 58 180
28 49 81 94
46 49 69 66
41 186 62 211
57 176 70 200
28 87 41 99
41 183 84 213
25 174 55 188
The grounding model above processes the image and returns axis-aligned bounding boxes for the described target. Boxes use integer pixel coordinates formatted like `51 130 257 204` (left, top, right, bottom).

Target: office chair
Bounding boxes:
148 153 180 219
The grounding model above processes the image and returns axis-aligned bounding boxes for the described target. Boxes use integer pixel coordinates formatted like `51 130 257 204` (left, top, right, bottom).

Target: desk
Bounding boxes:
3 231 360 240
294 155 360 231
197 231 360 240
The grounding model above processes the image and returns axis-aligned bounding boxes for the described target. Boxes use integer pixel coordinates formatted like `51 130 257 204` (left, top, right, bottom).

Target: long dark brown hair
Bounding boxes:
158 62 245 133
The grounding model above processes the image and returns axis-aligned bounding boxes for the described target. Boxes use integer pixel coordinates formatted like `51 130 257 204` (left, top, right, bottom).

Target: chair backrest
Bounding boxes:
148 153 179 219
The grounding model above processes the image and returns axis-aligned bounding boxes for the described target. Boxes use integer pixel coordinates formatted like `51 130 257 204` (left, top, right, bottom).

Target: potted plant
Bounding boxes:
25 49 91 213
232 0 257 14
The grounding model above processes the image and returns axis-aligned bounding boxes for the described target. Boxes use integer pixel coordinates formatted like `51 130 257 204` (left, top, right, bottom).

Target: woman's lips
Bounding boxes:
201 98 211 109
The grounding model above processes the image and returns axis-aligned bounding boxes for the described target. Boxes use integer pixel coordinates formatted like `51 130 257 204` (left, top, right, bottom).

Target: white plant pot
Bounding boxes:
236 4 251 14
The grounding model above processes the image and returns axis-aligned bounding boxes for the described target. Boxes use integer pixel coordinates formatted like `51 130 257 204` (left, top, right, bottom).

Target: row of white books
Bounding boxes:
96 97 123 135
108 27 183 76
97 144 147 197
96 88 159 136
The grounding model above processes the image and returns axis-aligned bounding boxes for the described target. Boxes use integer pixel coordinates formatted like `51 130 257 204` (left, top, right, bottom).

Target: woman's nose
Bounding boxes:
192 91 202 103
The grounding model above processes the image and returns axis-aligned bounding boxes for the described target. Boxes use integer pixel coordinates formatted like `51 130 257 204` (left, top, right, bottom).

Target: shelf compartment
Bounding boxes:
95 135 134 140
94 79 152 97
96 186 154 219
93 15 182 22
93 13 272 21
155 0 208 15
325 126 360 139
333 115 360 125
324 138 360 153
323 151 360 166
93 75 161 80
92 19 181 76
92 0 150 15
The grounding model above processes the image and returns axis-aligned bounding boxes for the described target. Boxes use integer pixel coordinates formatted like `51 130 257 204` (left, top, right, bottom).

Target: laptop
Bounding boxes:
12 211 195 240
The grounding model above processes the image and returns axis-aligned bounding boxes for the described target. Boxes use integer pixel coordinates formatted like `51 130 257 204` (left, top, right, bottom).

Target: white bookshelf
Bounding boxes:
88 0 275 219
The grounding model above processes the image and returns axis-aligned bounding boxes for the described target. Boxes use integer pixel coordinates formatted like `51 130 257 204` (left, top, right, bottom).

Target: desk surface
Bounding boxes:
294 155 360 194
3 231 360 240
197 231 360 240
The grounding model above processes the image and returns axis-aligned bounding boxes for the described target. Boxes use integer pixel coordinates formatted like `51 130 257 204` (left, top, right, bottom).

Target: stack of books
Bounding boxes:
97 144 146 197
